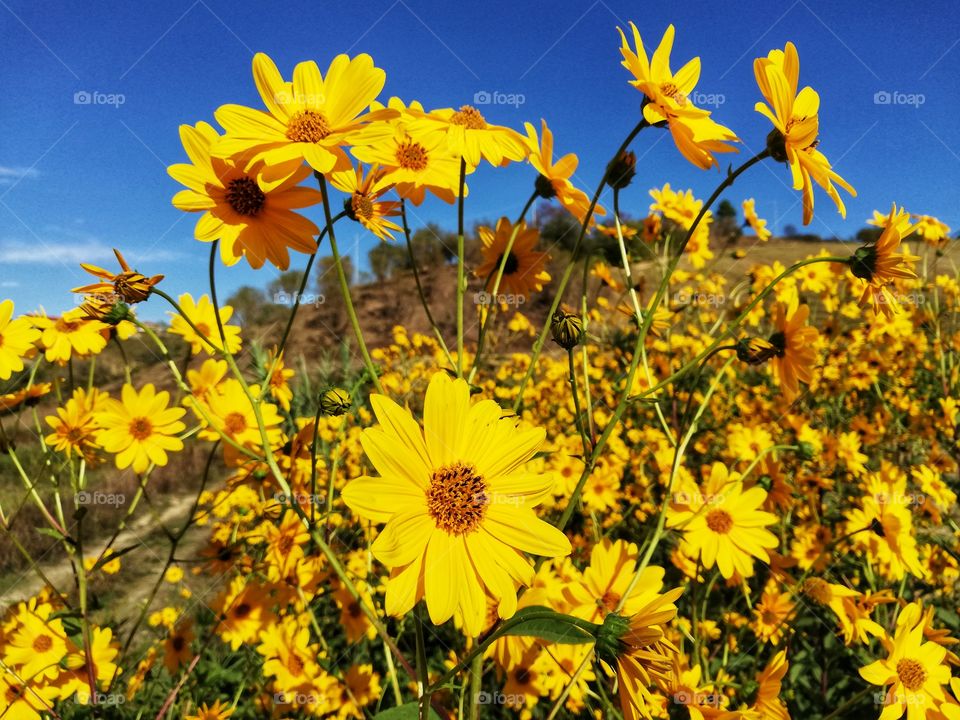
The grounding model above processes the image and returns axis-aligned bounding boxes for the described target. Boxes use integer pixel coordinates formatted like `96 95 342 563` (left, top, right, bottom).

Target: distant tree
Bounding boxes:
855 226 883 244
226 285 268 325
537 205 581 254
267 270 306 299
368 242 409 282
410 223 456 268
783 223 799 238
316 255 354 300
712 199 742 245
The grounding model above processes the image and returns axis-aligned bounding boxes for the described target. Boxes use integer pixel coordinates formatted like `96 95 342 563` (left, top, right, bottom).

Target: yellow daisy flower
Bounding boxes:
341 372 571 637
34 308 108 364
95 383 186 473
168 293 242 355
742 198 772 241
0 300 40 380
328 162 402 241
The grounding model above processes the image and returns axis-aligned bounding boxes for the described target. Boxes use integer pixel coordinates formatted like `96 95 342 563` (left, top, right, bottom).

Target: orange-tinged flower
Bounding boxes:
72 248 163 304
768 294 819 400
169 121 322 270
328 162 402 241
475 217 551 300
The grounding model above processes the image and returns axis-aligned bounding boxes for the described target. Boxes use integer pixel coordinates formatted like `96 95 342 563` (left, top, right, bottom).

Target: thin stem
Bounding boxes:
315 172 383 394
415 603 431 720
456 158 467 377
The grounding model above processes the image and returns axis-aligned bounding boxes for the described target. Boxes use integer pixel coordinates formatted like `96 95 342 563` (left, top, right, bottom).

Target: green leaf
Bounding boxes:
373 701 441 719
497 606 598 645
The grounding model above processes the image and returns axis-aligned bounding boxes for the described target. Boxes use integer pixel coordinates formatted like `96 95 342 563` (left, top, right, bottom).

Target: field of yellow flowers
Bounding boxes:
1 20 959 720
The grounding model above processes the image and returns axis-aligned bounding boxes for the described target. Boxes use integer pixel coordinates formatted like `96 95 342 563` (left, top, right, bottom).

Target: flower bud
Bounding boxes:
534 174 557 199
735 337 778 365
551 309 583 350
606 150 637 190
765 128 788 163
320 388 352 416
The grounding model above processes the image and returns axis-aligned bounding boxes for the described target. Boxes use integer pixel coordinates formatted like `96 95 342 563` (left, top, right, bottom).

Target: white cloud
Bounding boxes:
0 238 180 265
0 280 19 288
0 166 39 185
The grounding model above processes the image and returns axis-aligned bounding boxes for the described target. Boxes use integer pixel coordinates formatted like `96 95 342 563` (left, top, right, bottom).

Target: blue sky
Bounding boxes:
1 0 958 320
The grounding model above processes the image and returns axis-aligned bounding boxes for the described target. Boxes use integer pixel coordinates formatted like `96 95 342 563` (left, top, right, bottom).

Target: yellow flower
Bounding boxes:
851 204 920 319
163 620 194 673
910 214 951 248
3 611 69 681
328 162 402 241
352 97 467 205
524 119 605 224
754 42 855 224
72 248 163 304
34 308 108 364
475 217 551 300
667 462 778 578
264 349 295 412
742 198 772 241
860 602 951 720
618 22 739 170
0 670 58 720
214 577 275 651
752 650 790 720
45 387 106 462
768 295 819 401
197 378 283 464
0 300 40 379
406 103 527 169
168 293 242 355
185 699 235 720
214 52 391 176
0 383 52 414
341 372 571 636
96 383 186 473
169 121 323 270
753 582 795 645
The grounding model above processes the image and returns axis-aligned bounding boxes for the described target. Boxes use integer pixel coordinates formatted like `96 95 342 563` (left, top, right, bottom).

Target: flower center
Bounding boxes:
287 653 305 676
395 140 429 171
451 105 487 129
224 412 247 435
226 177 266 217
286 110 331 143
128 417 153 440
233 602 251 619
33 634 53 652
351 193 375 220
705 508 734 534
896 658 927 691
801 577 832 605
426 462 488 535
171 635 185 652
496 252 519 276
659 82 685 103
195 322 211 337
55 318 82 333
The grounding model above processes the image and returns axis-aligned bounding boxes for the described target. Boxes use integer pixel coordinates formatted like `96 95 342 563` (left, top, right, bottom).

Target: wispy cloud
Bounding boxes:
0 166 39 185
0 237 180 265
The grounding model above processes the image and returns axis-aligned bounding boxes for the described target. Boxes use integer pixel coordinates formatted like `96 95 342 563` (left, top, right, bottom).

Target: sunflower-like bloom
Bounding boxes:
475 217 551 300
593 582 684 720
406 104 527 169
329 162 402 241
768 295 819 400
185 700 235 720
754 42 855 224
72 249 163 304
169 121 323 270
95 383 186 473
33 308 108 364
911 214 951 248
341 372 571 637
0 300 40 380
524 119 605 224
860 602 951 720
0 383 51 414
617 23 739 169
742 198 772 241
45 387 107 463
752 650 791 720
352 98 468 205
168 293 242 356
851 205 920 319
214 52 392 177
667 462 778 579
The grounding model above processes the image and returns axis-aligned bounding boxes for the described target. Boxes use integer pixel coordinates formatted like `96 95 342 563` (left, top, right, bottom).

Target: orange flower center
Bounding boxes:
195 322 211 337
801 577 832 605
226 177 266 217
286 110 331 143
32 634 53 652
426 463 488 534
351 193 375 220
660 82 684 103
233 602 251 619
128 417 153 440
705 508 734 534
55 318 82 333
224 412 247 435
896 658 927 691
287 653 305 676
451 105 487 129
395 140 429 171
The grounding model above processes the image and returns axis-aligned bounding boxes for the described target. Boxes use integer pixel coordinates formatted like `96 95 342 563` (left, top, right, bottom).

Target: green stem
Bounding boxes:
456 158 467 377
315 172 383 393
